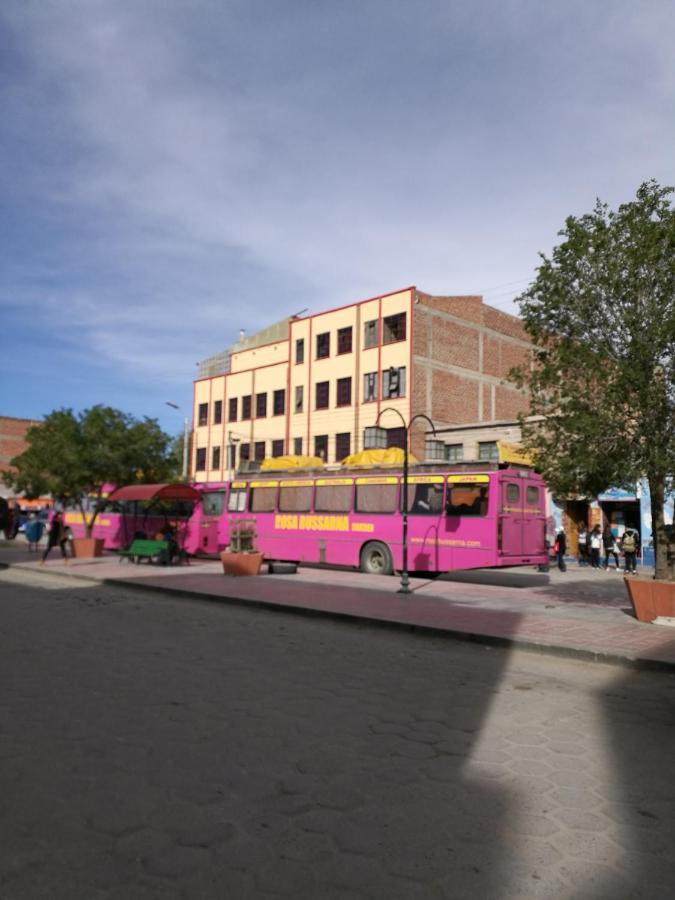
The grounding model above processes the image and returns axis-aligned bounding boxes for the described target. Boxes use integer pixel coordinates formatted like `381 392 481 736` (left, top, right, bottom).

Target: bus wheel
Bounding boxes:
360 541 393 576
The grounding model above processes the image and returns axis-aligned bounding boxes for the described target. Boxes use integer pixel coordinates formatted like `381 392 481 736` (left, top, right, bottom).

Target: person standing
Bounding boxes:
603 524 620 570
40 511 70 564
577 524 589 566
555 528 567 572
589 525 602 568
621 528 638 574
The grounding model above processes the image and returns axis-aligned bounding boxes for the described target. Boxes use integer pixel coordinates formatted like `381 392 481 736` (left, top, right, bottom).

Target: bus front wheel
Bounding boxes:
360 541 393 576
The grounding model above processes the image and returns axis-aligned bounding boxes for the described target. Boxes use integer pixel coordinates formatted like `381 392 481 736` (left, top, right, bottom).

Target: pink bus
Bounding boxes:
188 463 548 573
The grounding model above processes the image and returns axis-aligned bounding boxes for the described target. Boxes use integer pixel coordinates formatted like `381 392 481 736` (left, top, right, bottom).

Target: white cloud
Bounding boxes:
2 0 674 389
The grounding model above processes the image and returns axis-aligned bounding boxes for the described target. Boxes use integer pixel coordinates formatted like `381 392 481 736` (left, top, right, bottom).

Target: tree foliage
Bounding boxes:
512 181 675 579
4 406 177 537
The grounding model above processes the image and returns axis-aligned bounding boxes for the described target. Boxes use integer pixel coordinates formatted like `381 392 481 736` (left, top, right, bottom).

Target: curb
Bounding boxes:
6 560 674 675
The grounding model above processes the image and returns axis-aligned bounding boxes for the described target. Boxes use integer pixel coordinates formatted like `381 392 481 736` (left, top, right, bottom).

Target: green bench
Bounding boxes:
119 539 170 564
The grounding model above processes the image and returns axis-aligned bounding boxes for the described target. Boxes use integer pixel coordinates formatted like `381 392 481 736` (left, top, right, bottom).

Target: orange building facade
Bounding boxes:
191 287 533 482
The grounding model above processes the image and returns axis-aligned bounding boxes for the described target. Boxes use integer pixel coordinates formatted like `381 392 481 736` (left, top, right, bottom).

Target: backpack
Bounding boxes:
622 532 636 552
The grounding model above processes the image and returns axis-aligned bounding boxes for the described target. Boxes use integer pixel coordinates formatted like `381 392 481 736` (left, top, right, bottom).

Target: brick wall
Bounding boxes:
0 416 41 478
411 293 530 430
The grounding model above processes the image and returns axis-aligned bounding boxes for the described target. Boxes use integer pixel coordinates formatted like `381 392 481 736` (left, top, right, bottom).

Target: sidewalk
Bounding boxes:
2 541 675 671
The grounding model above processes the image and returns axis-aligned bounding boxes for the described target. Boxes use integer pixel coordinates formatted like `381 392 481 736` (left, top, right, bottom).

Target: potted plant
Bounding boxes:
4 406 175 558
220 518 264 576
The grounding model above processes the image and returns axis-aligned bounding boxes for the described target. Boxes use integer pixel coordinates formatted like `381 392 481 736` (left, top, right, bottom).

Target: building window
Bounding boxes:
336 377 352 407
316 332 330 359
386 427 407 450
198 403 208 427
293 436 303 455
213 400 222 425
196 447 206 470
255 441 266 462
336 432 351 461
228 397 238 421
295 385 304 413
383 312 406 344
478 441 499 461
256 393 267 418
242 395 252 420
296 338 305 364
315 381 329 410
272 439 285 458
364 319 379 349
273 389 285 415
240 443 250 462
363 372 378 402
211 446 221 470
228 444 237 468
382 366 406 399
337 326 353 355
446 444 464 463
314 434 328 461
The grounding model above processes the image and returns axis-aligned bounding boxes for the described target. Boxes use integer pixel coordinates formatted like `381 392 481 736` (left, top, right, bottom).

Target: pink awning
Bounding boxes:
107 483 202 503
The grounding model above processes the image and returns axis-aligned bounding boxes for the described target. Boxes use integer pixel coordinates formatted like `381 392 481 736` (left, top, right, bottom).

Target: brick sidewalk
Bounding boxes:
3 542 675 670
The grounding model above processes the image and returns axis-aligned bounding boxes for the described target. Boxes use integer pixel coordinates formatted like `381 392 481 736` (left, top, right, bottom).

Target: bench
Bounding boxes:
119 539 170 564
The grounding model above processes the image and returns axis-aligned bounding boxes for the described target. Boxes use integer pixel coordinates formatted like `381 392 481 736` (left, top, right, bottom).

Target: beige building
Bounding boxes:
191 286 533 482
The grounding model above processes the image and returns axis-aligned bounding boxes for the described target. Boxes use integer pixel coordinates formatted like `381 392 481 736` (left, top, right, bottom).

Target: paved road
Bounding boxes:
1 568 674 899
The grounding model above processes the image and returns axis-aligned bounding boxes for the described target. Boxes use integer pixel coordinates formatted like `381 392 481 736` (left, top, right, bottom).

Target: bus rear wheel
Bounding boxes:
360 541 393 576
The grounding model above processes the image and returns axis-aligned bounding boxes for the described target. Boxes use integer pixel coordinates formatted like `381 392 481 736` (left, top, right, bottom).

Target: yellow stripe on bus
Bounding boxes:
355 477 398 485
279 480 314 488
447 474 489 483
315 478 353 486
231 482 247 489
249 481 278 488
407 475 444 484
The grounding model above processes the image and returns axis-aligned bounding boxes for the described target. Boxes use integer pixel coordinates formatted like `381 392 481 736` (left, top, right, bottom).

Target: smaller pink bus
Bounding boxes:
189 463 548 573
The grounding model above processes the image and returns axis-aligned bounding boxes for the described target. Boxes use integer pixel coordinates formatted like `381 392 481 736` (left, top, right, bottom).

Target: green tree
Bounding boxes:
4 406 177 537
512 181 675 580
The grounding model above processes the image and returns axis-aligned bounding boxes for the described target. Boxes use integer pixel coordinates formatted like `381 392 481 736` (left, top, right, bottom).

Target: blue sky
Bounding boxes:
1 0 673 437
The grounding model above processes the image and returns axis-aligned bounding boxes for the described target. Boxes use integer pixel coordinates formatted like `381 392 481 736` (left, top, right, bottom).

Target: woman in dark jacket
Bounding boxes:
40 512 70 564
556 529 567 572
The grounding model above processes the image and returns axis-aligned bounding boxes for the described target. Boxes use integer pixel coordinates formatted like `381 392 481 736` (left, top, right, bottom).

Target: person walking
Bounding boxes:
621 528 638 574
577 524 589 566
589 525 602 569
40 511 70 565
555 528 567 572
603 524 620 571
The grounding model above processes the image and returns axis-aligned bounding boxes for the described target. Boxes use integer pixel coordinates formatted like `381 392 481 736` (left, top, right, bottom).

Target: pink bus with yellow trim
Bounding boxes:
189 463 548 573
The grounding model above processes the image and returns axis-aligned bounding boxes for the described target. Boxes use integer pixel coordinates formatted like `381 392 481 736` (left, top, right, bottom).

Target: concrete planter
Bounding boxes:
624 575 675 623
72 537 105 559
220 551 264 577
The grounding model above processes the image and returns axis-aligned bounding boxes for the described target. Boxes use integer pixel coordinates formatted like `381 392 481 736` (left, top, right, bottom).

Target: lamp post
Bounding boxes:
364 407 438 594
165 402 189 481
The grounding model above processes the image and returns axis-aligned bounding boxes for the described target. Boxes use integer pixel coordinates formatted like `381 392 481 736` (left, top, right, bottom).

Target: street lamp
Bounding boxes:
165 402 189 481
364 407 437 594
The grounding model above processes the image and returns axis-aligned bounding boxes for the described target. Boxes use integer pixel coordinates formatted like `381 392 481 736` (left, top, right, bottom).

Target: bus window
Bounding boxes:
250 486 277 513
227 487 247 512
506 483 520 503
202 491 224 517
279 484 313 512
526 485 540 506
446 484 488 517
355 482 398 514
315 483 353 512
403 482 444 515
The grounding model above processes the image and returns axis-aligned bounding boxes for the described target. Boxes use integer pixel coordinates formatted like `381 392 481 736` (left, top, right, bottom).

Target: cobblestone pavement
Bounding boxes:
1 568 675 900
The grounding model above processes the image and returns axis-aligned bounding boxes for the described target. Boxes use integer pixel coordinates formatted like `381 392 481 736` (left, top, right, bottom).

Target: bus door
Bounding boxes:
522 481 546 556
198 490 226 556
499 479 525 556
